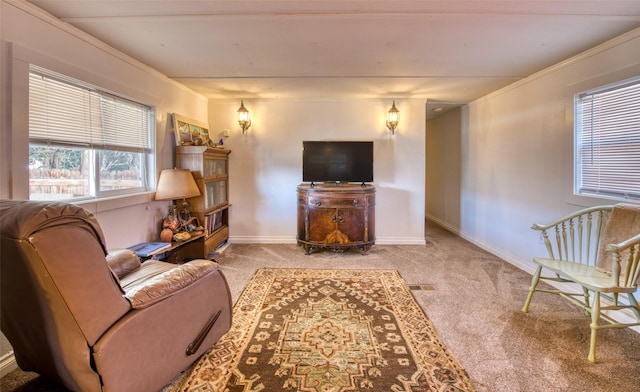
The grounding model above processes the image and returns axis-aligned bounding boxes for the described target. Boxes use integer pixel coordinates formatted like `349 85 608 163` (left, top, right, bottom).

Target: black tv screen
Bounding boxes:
302 141 374 183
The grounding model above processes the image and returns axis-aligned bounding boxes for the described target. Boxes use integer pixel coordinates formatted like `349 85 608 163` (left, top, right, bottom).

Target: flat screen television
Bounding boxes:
302 141 374 184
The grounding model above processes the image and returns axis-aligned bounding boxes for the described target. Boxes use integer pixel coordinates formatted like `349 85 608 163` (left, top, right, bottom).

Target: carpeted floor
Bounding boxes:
3 222 640 391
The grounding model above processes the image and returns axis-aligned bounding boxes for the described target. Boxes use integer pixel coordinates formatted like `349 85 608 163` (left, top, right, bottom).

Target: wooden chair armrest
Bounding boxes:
604 233 640 286
531 205 614 264
531 205 613 231
605 233 640 253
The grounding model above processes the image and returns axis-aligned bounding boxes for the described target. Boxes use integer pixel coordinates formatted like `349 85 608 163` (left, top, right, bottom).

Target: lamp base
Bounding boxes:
179 199 199 232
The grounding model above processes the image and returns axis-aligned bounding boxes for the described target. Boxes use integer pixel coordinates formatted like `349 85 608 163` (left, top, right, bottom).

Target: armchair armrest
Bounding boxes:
106 249 141 279
124 259 220 309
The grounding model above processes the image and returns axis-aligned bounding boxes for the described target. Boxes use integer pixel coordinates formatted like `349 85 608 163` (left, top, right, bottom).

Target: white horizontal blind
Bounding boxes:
29 70 151 152
576 78 640 200
100 93 151 151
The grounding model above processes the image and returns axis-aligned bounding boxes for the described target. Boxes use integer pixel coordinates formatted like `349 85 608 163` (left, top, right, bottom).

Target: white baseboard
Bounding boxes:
229 236 297 244
426 215 460 235
427 214 544 276
375 237 426 245
0 351 17 378
229 236 426 245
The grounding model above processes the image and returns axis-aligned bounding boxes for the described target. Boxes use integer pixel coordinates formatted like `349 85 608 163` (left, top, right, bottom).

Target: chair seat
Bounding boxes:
533 257 635 293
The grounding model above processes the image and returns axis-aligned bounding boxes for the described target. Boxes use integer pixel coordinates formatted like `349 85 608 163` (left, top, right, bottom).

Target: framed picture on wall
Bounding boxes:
172 113 214 147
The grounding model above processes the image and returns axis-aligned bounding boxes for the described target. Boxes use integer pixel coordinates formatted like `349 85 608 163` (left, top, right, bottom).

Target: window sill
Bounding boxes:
565 192 640 209
75 192 159 214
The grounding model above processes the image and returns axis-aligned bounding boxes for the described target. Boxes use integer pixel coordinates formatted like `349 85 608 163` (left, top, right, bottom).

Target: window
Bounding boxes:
575 77 640 201
28 66 154 201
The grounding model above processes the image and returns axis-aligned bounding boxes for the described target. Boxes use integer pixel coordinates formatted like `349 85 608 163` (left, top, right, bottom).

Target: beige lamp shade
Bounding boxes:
155 168 201 201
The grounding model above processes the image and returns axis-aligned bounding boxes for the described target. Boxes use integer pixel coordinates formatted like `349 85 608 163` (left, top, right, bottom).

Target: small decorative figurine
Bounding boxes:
162 205 179 232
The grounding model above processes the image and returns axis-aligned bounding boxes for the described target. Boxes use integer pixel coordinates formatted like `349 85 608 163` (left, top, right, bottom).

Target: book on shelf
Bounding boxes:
204 214 211 235
127 241 172 257
204 210 224 235
213 211 223 231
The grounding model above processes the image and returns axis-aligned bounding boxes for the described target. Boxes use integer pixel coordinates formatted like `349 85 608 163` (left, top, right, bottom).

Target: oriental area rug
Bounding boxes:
177 268 477 392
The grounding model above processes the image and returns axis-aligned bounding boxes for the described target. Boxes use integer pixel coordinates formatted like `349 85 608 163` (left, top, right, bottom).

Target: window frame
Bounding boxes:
574 76 640 202
28 66 155 202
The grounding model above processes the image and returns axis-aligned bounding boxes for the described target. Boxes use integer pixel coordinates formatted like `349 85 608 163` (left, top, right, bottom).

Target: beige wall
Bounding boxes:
208 99 427 244
426 107 462 230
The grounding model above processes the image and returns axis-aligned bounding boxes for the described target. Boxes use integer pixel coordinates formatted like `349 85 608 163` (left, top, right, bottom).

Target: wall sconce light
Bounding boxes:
237 100 252 134
386 100 399 134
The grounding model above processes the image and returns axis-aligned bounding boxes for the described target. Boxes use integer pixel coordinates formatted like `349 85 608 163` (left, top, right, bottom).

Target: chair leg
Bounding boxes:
582 286 591 317
588 292 600 363
522 266 542 313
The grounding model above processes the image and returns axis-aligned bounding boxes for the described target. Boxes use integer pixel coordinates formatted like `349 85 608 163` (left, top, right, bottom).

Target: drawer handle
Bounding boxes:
353 199 359 206
331 215 344 223
315 200 321 206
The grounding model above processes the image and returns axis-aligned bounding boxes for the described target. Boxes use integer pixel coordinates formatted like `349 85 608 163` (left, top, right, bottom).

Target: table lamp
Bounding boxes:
155 168 201 231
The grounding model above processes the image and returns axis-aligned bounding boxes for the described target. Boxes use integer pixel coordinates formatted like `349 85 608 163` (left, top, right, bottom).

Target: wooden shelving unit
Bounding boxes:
176 146 231 258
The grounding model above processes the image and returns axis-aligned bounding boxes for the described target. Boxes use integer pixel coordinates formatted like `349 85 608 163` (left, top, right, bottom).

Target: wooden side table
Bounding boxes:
145 234 206 264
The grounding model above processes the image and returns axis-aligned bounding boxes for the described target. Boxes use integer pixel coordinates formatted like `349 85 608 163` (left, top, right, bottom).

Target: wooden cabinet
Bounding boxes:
176 146 231 258
297 183 375 254
142 234 206 264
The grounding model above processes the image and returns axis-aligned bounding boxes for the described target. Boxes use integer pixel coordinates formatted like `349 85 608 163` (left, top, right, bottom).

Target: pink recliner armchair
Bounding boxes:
0 200 232 391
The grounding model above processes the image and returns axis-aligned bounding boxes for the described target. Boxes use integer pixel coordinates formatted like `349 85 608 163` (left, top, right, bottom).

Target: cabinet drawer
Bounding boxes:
307 195 367 208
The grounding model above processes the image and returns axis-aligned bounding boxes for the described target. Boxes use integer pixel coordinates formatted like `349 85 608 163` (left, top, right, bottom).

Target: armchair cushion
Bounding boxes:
122 259 220 308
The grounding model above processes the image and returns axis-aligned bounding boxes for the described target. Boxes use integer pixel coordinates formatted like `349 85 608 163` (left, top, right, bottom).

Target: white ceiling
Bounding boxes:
26 0 640 113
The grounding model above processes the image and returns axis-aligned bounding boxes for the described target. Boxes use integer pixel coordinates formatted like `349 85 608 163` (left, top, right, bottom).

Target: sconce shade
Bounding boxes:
155 168 201 201
237 100 252 134
386 100 399 134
